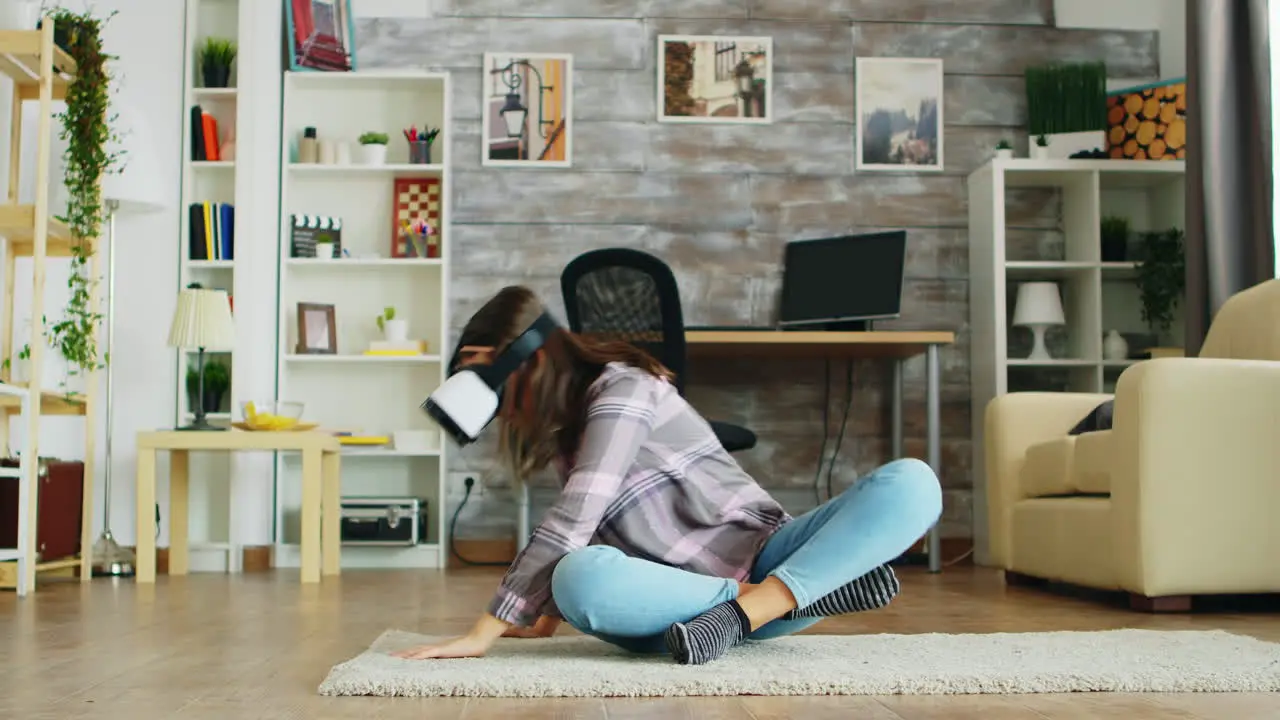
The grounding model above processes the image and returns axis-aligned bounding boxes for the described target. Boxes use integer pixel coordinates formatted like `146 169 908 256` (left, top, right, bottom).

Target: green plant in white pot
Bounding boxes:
358 131 389 165
375 306 407 343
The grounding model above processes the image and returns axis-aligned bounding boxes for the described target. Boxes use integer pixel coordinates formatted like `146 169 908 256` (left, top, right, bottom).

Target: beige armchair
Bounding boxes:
986 279 1280 610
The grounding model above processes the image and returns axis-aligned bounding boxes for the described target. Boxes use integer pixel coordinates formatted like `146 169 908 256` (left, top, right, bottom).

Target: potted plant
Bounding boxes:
376 307 407 343
994 139 1013 159
1134 228 1186 354
1030 134 1051 160
187 359 230 414
16 8 119 391
1100 215 1130 262
358 131 389 165
199 37 236 88
1024 61 1107 159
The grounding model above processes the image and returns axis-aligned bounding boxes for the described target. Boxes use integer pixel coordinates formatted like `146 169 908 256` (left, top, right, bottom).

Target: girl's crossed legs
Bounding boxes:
550 458 943 657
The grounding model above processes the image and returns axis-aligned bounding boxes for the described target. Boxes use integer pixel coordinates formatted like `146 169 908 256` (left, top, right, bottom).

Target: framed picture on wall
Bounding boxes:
855 57 944 172
481 52 574 168
285 0 357 72
656 35 773 124
296 302 337 354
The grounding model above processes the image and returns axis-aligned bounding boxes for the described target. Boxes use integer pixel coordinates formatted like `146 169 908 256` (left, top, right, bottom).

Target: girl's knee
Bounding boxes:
551 546 624 625
879 458 943 517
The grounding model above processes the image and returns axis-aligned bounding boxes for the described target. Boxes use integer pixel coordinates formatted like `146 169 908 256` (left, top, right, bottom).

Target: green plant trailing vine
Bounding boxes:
1135 228 1186 342
28 8 121 384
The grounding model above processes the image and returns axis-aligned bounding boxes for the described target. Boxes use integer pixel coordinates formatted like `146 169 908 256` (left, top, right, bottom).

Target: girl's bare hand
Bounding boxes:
391 634 491 660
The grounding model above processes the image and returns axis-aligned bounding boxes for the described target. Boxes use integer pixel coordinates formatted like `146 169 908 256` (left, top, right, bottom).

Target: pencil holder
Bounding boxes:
409 141 433 164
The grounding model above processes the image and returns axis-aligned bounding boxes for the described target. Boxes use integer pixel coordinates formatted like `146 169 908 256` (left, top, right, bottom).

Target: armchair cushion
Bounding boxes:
1071 429 1112 494
1021 437 1077 497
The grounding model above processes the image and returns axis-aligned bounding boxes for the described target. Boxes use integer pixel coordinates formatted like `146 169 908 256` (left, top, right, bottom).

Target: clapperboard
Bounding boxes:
290 214 344 257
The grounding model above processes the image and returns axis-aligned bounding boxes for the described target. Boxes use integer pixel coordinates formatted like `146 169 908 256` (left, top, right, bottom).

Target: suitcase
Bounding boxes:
0 459 84 561
339 496 429 546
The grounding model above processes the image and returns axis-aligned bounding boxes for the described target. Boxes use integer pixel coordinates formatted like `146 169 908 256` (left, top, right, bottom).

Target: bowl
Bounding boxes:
241 401 305 431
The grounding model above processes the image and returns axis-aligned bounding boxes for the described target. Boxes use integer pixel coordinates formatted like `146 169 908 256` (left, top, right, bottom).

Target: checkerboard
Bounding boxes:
392 177 442 258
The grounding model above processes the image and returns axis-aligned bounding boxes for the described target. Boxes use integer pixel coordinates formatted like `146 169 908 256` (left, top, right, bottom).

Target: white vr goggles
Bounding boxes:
422 312 560 446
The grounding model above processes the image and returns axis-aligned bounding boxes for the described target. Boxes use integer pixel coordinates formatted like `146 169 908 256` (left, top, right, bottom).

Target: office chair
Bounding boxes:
560 248 758 453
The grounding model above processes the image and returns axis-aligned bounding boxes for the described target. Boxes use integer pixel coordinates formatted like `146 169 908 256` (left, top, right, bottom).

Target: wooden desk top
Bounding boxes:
685 330 955 359
138 429 341 452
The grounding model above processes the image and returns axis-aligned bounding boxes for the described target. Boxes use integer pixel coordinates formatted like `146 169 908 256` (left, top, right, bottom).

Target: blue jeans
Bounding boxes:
549 458 943 653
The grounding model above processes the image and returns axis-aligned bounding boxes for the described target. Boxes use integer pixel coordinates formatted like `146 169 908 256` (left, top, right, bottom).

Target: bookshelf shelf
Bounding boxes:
275 70 452 570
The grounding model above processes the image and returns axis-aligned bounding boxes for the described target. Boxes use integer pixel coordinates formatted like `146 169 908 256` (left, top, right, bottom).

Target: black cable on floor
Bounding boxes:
824 360 856 502
812 358 831 504
449 477 510 567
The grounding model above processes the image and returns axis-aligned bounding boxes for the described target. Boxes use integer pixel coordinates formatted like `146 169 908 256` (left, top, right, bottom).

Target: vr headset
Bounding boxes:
422 312 560 446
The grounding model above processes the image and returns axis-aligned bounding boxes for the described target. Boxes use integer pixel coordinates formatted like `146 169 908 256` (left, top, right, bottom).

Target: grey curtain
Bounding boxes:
1185 0 1276 354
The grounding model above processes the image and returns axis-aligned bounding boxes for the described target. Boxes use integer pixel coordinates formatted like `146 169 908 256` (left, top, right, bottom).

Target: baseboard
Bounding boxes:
447 538 516 569
124 544 273 574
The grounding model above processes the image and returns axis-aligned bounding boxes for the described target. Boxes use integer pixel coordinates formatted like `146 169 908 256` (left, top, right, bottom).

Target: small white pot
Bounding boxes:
314 242 335 260
382 319 408 343
995 148 1014 159
358 143 388 165
1030 144 1051 160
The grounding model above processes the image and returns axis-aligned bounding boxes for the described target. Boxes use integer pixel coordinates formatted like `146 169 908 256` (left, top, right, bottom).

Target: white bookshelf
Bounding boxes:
967 157 1186 563
175 0 241 565
274 70 452 570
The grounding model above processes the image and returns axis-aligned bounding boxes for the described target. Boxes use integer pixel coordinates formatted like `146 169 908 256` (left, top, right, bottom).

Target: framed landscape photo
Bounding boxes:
855 57 944 172
657 35 773 124
481 52 573 168
296 302 337 354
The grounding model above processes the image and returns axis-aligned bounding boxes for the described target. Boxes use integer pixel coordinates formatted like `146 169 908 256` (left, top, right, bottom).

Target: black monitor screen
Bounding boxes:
778 231 907 327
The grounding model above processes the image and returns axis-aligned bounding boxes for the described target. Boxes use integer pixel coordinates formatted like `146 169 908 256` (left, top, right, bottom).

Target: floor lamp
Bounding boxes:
91 103 164 577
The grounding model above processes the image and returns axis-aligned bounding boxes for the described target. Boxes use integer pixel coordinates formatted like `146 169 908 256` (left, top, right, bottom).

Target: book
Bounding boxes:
188 202 236 261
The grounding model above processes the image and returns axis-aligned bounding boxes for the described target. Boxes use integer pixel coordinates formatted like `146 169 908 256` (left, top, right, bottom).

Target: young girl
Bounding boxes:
394 286 942 665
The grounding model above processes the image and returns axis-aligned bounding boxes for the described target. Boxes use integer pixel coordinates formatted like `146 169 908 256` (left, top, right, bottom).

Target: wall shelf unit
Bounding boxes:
967 157 1186 564
274 70 451 571
174 0 242 567
0 25 97 594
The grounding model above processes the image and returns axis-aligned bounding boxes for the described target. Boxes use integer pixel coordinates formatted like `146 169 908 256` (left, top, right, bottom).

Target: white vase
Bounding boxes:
382 319 408 343
358 144 387 165
995 148 1014 159
1103 330 1129 361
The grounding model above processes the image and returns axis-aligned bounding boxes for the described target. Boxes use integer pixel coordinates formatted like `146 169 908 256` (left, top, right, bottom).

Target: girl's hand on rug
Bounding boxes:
392 635 492 660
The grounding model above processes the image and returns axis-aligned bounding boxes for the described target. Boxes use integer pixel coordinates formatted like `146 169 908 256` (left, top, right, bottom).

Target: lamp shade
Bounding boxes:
168 288 235 350
1012 282 1065 327
100 97 166 212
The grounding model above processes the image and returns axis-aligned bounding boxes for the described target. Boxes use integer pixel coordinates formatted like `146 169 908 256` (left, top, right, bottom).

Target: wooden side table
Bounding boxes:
135 430 342 584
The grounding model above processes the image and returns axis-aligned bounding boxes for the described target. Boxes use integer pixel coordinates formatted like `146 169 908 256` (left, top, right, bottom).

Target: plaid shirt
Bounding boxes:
488 362 791 627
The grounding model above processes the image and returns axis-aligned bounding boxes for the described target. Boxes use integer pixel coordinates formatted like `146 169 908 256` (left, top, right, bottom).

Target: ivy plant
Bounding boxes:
17 8 122 390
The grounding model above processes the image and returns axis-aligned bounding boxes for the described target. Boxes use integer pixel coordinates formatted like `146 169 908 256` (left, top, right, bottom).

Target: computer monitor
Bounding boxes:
778 231 907 329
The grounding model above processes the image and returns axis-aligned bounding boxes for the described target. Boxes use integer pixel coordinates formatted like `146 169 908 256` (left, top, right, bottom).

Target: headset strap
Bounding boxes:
473 312 560 390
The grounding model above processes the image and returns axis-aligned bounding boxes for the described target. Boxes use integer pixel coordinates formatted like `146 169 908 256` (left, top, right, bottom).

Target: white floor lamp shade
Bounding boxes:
1012 282 1066 360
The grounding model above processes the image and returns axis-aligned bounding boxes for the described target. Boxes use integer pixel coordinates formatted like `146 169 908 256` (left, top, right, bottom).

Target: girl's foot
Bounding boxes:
782 563 900 620
665 600 751 665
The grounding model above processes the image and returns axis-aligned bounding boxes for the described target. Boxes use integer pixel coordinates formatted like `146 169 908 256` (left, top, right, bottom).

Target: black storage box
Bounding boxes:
339 497 429 546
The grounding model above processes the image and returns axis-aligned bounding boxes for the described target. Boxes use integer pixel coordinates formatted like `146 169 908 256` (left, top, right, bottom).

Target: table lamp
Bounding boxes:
1012 282 1065 360
91 99 165 578
168 288 235 431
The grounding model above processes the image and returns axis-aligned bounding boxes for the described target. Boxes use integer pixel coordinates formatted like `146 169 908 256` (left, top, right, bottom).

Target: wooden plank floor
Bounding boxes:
1 566 1277 719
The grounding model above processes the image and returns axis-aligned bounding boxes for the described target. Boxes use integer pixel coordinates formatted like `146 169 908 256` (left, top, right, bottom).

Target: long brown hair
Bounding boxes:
455 286 672 480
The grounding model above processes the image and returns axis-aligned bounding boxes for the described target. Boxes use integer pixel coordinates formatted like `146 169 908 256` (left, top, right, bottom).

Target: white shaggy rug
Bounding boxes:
317 629 1280 697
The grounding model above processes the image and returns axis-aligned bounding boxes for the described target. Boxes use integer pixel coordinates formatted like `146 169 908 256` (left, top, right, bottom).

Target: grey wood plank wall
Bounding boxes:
355 2 1158 541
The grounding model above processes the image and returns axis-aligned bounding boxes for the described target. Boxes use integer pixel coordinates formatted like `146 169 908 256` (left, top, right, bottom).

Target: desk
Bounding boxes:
135 430 342 584
515 330 956 571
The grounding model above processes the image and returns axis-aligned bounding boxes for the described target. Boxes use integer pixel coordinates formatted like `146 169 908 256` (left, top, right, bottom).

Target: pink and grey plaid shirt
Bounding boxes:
488 362 791 627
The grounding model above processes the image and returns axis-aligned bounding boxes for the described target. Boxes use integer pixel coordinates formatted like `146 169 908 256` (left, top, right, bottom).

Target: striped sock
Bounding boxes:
782 563 901 620
665 600 751 666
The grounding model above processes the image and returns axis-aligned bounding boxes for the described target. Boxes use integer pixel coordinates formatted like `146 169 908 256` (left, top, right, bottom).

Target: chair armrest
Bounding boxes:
984 392 1113 567
1110 358 1280 595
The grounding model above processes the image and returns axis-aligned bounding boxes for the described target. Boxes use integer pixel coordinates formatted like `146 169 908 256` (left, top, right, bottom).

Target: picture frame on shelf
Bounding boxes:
855 56 944 172
296 302 337 354
481 52 574 167
656 35 772 124
285 0 357 73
